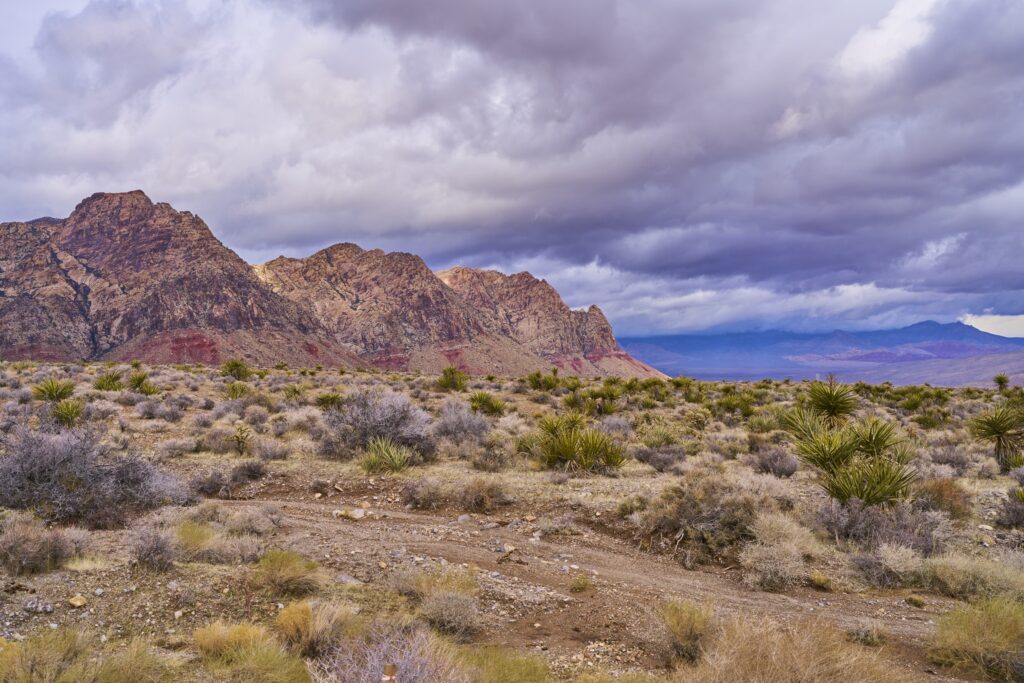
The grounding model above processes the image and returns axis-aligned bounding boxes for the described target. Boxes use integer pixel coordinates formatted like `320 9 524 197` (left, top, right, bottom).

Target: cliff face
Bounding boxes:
0 191 662 377
1 192 360 367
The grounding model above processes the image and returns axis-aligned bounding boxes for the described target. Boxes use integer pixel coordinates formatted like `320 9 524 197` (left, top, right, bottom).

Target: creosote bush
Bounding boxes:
320 388 432 458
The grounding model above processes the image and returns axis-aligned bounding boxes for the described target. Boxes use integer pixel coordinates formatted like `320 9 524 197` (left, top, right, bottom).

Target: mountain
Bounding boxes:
0 191 659 377
621 321 1024 385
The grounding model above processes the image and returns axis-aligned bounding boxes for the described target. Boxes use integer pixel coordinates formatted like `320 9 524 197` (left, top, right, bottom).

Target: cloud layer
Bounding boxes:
2 0 1022 334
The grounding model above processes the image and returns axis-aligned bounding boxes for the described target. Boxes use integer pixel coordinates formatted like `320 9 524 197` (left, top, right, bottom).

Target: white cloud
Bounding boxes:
961 314 1024 339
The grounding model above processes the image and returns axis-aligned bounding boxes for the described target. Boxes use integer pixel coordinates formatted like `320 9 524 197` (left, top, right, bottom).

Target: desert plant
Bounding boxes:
51 398 85 427
997 487 1024 528
752 447 799 478
468 391 506 416
320 388 432 457
420 591 480 641
221 358 253 381
360 436 413 474
458 478 508 513
315 393 344 410
819 457 917 506
309 624 469 683
929 597 1024 681
232 422 252 455
32 378 75 402
528 415 626 473
252 549 320 596
684 616 903 683
994 373 1010 391
0 428 187 528
277 600 356 657
660 599 714 662
437 366 468 392
970 404 1024 472
806 377 858 426
914 478 972 519
131 527 177 572
194 621 309 683
433 398 491 443
93 372 124 391
225 381 252 400
0 516 76 575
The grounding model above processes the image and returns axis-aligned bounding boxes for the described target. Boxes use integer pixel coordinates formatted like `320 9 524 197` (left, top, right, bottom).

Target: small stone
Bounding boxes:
68 595 87 608
978 524 994 531
348 508 368 520
93 588 104 597
173 610 184 620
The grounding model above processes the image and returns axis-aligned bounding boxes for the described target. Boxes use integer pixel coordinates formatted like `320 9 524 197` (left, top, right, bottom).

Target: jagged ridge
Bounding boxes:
0 191 662 377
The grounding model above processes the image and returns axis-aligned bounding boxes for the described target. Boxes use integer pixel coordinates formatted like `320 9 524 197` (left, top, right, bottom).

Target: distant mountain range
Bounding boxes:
621 321 1024 386
0 191 660 378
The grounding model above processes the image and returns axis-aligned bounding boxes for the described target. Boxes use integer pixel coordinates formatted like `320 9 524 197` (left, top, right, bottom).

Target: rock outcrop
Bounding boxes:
0 191 662 377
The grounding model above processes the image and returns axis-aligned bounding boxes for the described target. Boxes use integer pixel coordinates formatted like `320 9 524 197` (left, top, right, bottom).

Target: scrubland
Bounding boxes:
0 359 1022 682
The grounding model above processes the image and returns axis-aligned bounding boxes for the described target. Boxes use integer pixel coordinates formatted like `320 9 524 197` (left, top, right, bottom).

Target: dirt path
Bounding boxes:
225 495 973 682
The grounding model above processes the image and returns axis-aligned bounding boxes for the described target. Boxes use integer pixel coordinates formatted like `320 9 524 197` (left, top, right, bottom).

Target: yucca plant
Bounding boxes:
533 417 626 472
224 382 252 400
791 428 860 475
232 423 252 455
360 436 412 474
469 391 506 416
282 384 304 401
51 399 84 427
851 418 902 459
315 392 343 410
32 378 75 402
93 372 123 391
994 374 1010 392
127 370 149 391
806 377 858 427
970 404 1024 472
820 457 917 506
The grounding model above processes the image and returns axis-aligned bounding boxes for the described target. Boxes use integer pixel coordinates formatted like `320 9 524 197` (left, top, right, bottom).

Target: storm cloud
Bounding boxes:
1 0 1022 334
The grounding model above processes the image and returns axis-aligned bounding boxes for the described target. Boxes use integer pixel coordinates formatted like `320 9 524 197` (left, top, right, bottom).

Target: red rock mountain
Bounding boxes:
0 191 662 377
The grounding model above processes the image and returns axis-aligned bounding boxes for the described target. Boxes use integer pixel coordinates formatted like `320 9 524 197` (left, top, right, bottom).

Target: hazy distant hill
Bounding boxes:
621 321 1024 385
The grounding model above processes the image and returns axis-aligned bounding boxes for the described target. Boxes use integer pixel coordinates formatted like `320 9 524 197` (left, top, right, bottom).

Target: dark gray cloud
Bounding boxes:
1 0 1022 334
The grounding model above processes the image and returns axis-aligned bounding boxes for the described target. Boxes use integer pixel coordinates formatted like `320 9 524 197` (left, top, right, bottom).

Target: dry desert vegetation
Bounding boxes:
0 359 1022 682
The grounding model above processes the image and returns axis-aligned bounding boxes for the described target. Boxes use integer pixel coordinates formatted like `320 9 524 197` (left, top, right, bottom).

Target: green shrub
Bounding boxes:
32 378 75 402
127 371 149 391
221 358 253 381
315 393 343 410
530 416 626 473
437 366 468 392
806 378 858 426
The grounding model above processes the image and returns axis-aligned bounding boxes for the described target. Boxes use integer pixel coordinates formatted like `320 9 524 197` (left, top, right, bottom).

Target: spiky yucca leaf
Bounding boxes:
806 379 858 426
820 458 917 506
792 428 860 476
970 404 1024 472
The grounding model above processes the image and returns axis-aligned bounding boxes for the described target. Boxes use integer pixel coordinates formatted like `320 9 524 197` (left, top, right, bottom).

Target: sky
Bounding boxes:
1 0 1023 337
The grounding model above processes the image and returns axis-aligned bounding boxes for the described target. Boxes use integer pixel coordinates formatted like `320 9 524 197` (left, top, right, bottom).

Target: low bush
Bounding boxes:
321 388 432 458
739 541 804 591
433 398 491 443
402 479 447 511
752 447 799 478
131 526 177 572
818 499 949 556
0 516 78 575
221 358 253 381
93 372 124 391
309 624 469 683
0 628 167 683
525 414 627 473
50 399 84 427
254 438 290 461
469 391 506 416
0 428 188 528
925 552 1024 600
997 487 1024 527
914 478 973 519
230 459 267 485
929 598 1024 681
854 543 924 588
252 549 320 596
633 446 688 473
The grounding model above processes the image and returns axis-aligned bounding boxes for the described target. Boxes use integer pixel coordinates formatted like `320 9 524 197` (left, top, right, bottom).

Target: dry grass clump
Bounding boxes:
194 621 309 683
251 549 321 596
0 514 81 575
924 552 1024 600
458 478 509 513
458 646 550 682
276 600 358 657
390 566 478 601
855 543 925 588
929 597 1024 681
402 478 448 510
419 591 481 641
678 616 906 683
659 599 714 662
0 629 166 683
